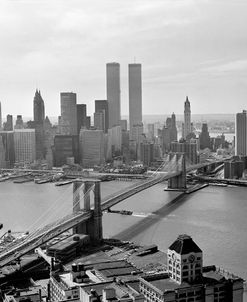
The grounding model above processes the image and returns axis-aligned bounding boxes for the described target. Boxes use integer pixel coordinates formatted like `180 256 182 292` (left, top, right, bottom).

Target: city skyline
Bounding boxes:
0 0 247 117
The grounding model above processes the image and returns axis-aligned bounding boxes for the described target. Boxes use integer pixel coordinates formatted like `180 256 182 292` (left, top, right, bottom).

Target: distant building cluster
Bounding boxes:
0 64 234 171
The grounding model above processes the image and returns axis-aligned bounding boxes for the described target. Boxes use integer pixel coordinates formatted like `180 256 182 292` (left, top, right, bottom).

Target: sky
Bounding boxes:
0 0 247 118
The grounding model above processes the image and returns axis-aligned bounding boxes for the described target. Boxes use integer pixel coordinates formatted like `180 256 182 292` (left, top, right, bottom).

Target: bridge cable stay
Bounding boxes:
23 184 74 234
0 183 93 258
15 183 93 252
0 184 73 252
25 183 86 241
148 155 173 178
0 185 75 255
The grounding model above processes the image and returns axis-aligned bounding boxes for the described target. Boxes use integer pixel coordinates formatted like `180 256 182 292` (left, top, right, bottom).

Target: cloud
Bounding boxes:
0 0 247 116
201 59 247 74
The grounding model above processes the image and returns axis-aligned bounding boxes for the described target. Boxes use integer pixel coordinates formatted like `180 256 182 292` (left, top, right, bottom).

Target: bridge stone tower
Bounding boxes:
167 153 187 190
73 179 102 244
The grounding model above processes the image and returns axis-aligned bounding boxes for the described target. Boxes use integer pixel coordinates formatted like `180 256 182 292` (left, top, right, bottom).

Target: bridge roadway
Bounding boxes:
101 171 180 211
0 211 92 268
186 157 231 172
0 158 230 268
0 172 177 268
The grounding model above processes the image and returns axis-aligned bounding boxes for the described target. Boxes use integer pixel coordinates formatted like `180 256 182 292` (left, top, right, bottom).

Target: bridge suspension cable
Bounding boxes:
0 181 96 259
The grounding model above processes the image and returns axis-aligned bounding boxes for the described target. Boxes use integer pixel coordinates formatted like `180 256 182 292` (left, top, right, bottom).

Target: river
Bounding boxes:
0 180 246 299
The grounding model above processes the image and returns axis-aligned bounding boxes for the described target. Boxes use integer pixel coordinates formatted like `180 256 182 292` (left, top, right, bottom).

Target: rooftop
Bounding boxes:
147 277 190 293
168 234 202 255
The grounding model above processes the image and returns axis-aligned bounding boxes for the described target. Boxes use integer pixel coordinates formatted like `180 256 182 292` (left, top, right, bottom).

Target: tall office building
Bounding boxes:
106 63 121 128
236 110 247 156
77 104 87 134
94 111 105 131
147 123 155 141
4 115 13 131
14 129 36 164
161 113 178 153
0 135 6 168
95 100 109 132
182 96 192 139
54 135 79 167
15 115 24 129
107 125 122 157
33 89 45 123
86 116 91 129
79 129 105 167
0 101 2 130
199 123 211 150
32 89 46 159
120 119 127 131
0 131 15 167
60 92 77 135
129 63 142 139
140 141 154 166
171 112 177 142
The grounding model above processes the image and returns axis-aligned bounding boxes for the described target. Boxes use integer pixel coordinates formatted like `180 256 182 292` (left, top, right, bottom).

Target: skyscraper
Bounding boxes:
15 115 24 129
129 63 142 139
32 90 46 159
79 129 105 167
182 96 192 139
33 89 45 123
14 129 36 164
94 111 105 131
0 131 15 167
4 115 13 131
77 104 87 134
95 100 109 132
236 110 247 156
54 135 79 167
0 101 2 130
60 92 77 135
171 112 177 142
106 63 120 128
199 123 211 150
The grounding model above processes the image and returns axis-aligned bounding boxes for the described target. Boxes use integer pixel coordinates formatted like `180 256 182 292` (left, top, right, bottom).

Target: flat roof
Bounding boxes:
143 277 190 293
49 234 89 252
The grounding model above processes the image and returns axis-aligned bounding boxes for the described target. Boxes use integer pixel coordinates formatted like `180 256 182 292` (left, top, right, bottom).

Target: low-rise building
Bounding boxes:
139 234 243 302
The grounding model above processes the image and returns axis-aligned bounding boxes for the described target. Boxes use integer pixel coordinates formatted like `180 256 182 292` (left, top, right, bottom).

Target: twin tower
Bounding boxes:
106 62 142 138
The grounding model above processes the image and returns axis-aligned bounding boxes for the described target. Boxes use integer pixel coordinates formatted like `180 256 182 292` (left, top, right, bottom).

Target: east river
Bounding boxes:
0 180 246 299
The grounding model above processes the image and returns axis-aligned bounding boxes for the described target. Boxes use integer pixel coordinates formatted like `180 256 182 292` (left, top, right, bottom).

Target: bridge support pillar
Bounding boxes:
83 181 91 210
86 180 103 244
73 181 87 234
73 179 103 244
168 153 187 190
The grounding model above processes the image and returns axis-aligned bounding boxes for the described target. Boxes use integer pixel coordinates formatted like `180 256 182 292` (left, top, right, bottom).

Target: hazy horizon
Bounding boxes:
2 113 235 125
1 0 247 117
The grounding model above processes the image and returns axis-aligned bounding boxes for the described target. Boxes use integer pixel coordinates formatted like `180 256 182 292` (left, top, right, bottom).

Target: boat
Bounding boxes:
210 183 228 187
36 179 52 184
119 210 133 215
55 180 73 186
14 177 34 183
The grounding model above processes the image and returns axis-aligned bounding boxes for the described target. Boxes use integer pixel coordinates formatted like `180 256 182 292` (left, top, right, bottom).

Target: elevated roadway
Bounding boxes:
0 211 92 268
0 157 231 268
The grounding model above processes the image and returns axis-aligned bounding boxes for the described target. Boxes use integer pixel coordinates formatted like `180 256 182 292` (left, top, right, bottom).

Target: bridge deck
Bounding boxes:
0 158 231 268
